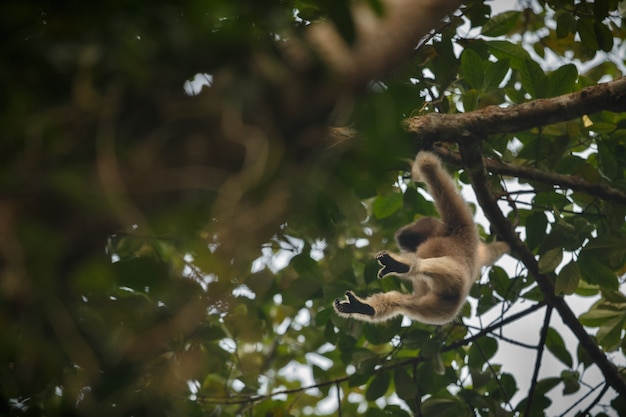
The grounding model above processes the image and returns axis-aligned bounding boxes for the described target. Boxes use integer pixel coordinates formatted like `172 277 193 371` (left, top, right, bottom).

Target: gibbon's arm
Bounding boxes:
334 151 510 325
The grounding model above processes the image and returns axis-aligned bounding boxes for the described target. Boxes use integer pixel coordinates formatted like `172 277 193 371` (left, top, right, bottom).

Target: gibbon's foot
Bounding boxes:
334 291 375 316
376 252 410 278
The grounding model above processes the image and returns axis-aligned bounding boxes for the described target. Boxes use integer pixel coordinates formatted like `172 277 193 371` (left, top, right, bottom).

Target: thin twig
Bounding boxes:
336 382 342 417
435 147 626 206
525 305 553 416
577 383 610 417
558 382 607 417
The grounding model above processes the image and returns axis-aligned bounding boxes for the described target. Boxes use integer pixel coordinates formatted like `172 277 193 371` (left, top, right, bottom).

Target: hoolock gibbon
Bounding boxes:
334 151 509 325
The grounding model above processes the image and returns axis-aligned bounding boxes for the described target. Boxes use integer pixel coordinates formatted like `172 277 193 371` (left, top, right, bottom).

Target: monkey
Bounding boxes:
334 151 510 325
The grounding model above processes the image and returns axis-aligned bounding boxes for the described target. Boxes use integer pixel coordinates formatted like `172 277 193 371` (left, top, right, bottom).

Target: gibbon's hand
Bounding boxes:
334 291 375 316
376 251 410 278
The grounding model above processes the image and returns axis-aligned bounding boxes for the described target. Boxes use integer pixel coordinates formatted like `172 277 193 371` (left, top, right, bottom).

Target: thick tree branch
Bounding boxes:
459 142 626 398
434 147 626 206
404 76 626 142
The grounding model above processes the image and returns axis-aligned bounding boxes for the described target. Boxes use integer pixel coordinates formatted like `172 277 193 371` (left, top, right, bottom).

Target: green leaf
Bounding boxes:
595 21 613 52
487 40 531 69
538 247 563 274
555 261 581 295
365 371 390 401
526 211 548 251
579 307 623 327
421 396 470 417
461 49 485 89
577 343 594 369
596 315 626 351
578 251 618 290
484 59 510 90
394 367 418 401
556 12 576 38
535 377 561 395
382 405 412 417
482 11 521 37
561 370 580 395
545 64 577 97
490 265 515 299
577 16 599 51
468 337 498 369
372 192 403 219
545 327 573 367
520 59 546 98
584 236 626 269
363 316 403 344
462 89 480 112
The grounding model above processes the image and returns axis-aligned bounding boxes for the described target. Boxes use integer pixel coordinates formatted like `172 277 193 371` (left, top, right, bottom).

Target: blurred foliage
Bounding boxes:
1 0 626 416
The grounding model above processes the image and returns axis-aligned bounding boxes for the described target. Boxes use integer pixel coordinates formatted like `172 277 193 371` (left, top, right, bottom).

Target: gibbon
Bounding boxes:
334 151 509 325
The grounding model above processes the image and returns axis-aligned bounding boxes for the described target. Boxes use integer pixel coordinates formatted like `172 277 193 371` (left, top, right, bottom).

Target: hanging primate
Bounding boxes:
334 151 509 325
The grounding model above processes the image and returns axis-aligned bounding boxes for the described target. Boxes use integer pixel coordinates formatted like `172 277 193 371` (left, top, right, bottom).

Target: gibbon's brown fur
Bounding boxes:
334 151 509 325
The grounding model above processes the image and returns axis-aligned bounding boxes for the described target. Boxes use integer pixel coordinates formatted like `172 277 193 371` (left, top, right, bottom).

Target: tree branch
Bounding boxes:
404 76 626 142
296 0 464 87
434 147 626 206
459 142 626 399
525 306 553 416
559 382 608 417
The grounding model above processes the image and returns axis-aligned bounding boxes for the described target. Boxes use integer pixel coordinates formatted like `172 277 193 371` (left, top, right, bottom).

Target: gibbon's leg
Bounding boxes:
394 217 445 252
477 241 510 267
334 290 459 324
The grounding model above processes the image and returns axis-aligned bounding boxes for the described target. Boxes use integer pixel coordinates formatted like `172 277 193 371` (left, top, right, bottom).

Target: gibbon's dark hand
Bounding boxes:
334 291 375 316
376 252 410 278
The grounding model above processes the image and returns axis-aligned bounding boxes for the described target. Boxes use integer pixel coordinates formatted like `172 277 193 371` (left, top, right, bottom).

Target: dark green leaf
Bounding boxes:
561 370 580 395
578 251 618 290
545 64 577 96
373 192 403 219
484 59 510 90
546 327 573 367
577 17 599 51
468 337 498 369
526 211 548 251
555 261 581 295
461 49 485 89
577 342 595 369
520 59 545 98
538 247 563 274
490 265 515 299
535 377 561 395
366 371 390 401
487 40 531 69
595 22 614 52
596 315 626 351
482 11 521 37
394 367 418 401
421 396 470 417
382 405 412 417
363 316 403 344
556 12 576 38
